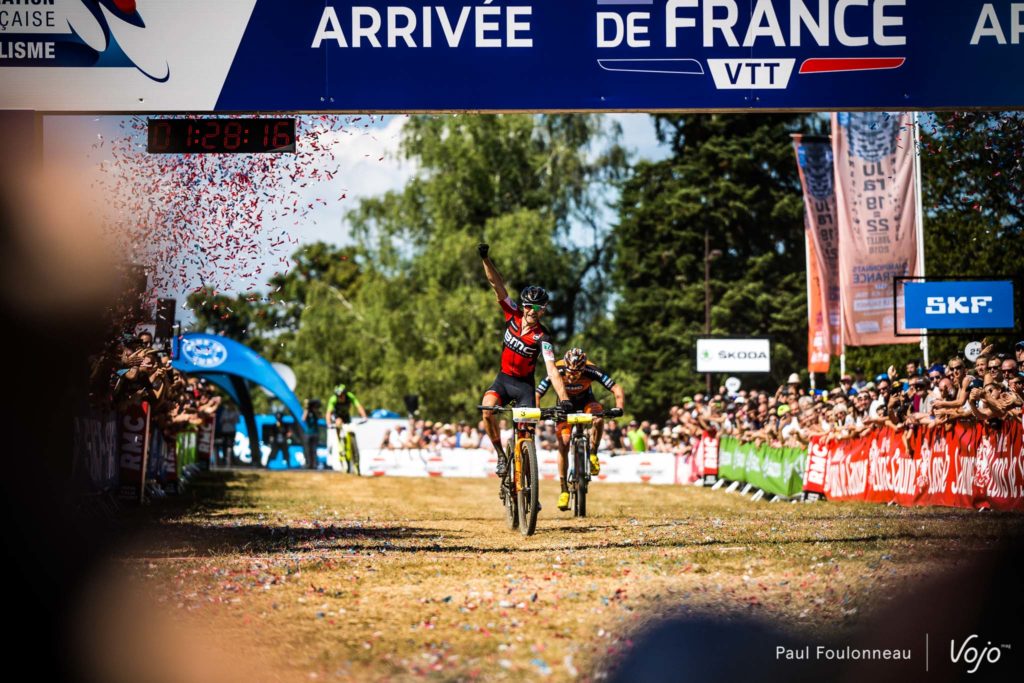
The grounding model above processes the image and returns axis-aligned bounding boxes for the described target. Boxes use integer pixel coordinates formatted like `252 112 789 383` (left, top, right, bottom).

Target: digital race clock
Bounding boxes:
147 118 296 154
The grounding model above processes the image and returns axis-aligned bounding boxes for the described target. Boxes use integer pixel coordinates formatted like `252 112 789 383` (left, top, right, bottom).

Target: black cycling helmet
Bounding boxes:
564 347 587 372
519 285 549 308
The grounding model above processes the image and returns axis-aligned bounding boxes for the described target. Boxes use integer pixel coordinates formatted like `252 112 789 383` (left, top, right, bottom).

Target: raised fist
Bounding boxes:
477 243 490 259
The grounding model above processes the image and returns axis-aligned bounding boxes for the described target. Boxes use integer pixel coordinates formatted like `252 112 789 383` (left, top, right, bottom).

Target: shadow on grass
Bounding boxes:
132 523 1024 558
129 471 1024 558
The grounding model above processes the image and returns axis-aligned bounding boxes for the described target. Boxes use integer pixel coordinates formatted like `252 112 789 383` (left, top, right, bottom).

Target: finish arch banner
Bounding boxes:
2 1 1024 112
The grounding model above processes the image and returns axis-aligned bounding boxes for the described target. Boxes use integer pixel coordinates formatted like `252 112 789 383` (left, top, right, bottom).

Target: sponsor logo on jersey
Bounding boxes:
504 328 537 357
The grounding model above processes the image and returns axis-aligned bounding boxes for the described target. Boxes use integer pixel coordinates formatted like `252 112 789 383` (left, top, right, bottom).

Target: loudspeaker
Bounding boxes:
403 394 420 415
155 298 176 341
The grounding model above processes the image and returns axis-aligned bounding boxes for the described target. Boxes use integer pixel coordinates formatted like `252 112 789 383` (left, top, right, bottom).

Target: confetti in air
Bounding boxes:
93 114 387 305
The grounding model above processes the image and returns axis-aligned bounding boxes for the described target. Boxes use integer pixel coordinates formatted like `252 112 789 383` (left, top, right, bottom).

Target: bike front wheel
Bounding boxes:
350 435 360 476
573 438 588 518
517 440 539 536
502 442 518 530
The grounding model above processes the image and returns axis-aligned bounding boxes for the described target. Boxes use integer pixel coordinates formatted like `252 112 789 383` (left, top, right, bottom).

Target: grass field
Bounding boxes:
86 471 1024 682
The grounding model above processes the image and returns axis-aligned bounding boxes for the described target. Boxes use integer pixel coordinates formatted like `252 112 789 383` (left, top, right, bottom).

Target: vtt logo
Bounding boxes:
924 296 994 315
950 635 1010 674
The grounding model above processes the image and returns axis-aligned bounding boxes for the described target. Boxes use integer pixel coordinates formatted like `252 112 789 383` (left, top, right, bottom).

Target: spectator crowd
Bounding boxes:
89 329 222 439
620 341 1024 455
378 342 1024 457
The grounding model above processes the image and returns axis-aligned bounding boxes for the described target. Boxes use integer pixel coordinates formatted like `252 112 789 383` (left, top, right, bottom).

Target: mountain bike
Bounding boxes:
565 407 622 518
479 405 561 536
335 420 363 475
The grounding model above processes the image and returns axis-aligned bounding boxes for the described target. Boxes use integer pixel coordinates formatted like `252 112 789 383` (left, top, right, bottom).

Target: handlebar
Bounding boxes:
477 405 624 419
477 405 562 419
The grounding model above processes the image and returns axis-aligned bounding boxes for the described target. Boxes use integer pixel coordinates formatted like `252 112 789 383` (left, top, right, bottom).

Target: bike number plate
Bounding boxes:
567 413 593 424
511 407 541 422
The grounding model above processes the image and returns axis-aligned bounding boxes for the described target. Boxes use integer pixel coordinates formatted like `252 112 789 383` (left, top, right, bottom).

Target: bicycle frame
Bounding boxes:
509 407 541 493
566 412 594 483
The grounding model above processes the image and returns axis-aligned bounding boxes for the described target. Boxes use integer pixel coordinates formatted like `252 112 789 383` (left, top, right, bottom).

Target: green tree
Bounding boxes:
186 241 362 361
605 114 821 418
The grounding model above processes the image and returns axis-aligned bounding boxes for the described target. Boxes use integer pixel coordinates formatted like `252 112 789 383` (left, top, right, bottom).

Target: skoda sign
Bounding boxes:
904 280 1015 331
697 338 771 373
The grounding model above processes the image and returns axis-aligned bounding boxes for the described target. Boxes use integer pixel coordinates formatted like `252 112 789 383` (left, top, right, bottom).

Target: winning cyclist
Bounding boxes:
326 383 368 472
478 243 572 478
537 348 625 511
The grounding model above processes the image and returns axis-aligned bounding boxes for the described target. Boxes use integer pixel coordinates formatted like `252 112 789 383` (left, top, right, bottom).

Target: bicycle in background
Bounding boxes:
565 407 622 517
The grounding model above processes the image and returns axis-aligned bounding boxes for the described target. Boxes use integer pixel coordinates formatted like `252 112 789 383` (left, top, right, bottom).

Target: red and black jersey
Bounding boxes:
498 297 553 379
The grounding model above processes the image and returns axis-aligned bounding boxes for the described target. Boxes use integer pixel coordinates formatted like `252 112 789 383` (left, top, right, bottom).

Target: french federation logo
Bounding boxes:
181 338 229 369
0 0 169 82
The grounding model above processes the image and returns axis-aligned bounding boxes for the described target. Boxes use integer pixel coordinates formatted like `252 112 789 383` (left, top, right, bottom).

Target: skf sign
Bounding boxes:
925 296 993 316
904 280 1015 330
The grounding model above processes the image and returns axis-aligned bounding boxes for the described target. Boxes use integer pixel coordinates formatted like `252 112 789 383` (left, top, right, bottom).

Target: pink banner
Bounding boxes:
793 135 840 369
803 437 829 496
197 415 216 467
832 112 921 347
695 431 718 482
117 402 149 502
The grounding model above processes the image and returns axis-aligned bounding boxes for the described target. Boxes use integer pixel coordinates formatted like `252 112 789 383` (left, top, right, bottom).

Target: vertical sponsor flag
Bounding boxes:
832 113 921 346
794 135 840 371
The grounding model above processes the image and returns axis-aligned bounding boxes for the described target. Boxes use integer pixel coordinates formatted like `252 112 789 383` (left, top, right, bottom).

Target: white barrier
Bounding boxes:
237 417 697 485
362 447 690 485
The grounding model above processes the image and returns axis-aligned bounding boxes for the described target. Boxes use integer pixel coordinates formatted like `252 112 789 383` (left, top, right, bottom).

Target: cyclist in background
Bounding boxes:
537 347 625 511
477 243 572 478
326 383 368 473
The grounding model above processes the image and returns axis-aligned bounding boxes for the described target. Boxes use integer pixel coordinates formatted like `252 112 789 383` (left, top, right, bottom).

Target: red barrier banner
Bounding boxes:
821 421 1024 511
197 415 216 467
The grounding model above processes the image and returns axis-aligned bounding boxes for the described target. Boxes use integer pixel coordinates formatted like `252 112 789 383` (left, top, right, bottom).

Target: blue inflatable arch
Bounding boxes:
171 333 309 453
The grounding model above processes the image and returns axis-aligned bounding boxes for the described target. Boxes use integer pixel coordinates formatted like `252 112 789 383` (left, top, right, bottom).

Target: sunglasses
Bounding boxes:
522 304 546 312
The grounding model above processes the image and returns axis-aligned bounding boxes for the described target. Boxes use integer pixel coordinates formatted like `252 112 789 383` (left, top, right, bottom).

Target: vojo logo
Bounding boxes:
950 635 1010 675
181 338 228 369
925 296 994 315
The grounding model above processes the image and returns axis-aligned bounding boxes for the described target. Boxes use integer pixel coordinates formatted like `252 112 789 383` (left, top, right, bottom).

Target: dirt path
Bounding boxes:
91 471 1024 682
